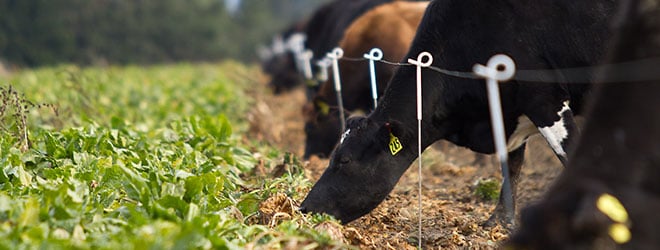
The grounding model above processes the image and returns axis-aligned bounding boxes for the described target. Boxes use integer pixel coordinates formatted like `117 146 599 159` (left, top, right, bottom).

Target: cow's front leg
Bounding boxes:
530 100 580 166
484 142 526 228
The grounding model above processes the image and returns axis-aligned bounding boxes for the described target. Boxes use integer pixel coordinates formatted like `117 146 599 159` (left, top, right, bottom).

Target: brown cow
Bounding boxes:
303 1 429 158
506 0 660 248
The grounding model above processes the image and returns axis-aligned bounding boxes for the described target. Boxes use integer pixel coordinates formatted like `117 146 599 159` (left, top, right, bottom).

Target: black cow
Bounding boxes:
507 0 660 248
300 0 616 225
303 1 429 158
265 0 393 95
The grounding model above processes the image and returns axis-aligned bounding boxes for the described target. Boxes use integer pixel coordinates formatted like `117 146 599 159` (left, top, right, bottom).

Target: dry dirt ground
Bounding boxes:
247 73 565 249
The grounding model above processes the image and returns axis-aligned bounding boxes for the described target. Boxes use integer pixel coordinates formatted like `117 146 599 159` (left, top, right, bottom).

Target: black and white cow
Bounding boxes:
300 0 616 225
261 21 308 94
507 0 660 248
264 0 393 95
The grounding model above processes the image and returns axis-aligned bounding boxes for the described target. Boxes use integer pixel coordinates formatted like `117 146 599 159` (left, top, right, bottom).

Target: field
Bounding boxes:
0 62 564 249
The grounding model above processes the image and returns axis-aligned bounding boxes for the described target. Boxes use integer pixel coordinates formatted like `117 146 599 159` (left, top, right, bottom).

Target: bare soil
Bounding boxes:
247 74 564 249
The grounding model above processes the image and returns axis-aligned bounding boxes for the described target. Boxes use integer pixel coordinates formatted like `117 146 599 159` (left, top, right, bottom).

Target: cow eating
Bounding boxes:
300 0 616 226
303 1 429 158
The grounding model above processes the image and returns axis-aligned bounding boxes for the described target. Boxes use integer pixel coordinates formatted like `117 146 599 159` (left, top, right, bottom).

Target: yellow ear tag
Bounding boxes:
316 100 330 115
609 223 631 244
597 193 632 244
389 133 403 155
597 193 628 223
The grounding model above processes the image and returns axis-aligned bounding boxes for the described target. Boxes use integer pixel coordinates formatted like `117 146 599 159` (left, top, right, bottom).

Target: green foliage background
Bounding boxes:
0 62 347 249
0 0 328 67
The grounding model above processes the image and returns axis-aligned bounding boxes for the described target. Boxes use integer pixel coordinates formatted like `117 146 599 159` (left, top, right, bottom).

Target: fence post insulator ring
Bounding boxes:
364 48 383 61
472 54 515 81
326 47 344 59
407 51 433 120
407 51 433 67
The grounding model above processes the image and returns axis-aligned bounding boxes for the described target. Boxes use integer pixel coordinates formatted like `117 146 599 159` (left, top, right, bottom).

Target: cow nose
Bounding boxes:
299 206 308 213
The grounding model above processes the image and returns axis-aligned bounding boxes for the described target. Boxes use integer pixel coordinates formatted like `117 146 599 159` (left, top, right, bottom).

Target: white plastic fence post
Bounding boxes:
300 49 314 80
256 45 273 61
287 33 307 74
327 48 346 134
315 58 331 82
363 48 383 109
407 51 433 249
272 35 286 55
473 54 516 224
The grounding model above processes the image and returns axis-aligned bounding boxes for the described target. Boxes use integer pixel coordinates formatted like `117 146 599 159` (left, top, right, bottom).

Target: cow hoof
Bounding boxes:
482 213 515 230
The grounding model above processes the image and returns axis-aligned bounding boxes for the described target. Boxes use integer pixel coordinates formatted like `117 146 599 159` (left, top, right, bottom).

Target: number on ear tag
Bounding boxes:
389 133 403 155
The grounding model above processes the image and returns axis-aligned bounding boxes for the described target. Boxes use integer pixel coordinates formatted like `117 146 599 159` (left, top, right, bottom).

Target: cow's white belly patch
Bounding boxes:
537 101 571 157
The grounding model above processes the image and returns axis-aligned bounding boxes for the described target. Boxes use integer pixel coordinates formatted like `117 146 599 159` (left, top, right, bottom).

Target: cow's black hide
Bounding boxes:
507 0 660 248
301 0 616 225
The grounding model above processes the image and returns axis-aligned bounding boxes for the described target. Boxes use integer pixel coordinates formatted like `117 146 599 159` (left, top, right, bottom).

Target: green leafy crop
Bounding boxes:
474 178 500 201
0 62 347 249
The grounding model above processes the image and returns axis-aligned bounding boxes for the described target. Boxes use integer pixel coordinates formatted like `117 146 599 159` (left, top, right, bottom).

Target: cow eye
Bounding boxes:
339 155 351 165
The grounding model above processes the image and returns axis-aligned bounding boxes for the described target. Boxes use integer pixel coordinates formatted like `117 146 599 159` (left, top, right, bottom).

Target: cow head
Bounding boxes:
300 116 416 224
302 97 344 158
262 52 303 94
507 185 633 249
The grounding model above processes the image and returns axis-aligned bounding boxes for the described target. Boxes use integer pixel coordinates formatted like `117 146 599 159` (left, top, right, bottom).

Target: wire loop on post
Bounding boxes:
364 47 383 60
407 52 433 120
473 54 515 82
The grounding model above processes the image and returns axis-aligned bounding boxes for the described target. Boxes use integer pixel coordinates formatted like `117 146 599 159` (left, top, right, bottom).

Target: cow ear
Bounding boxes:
313 97 330 116
572 192 632 244
382 120 409 156
572 193 610 232
384 120 409 139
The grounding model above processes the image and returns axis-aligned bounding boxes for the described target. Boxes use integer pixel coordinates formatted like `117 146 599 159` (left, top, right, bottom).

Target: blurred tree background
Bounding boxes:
0 0 328 67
